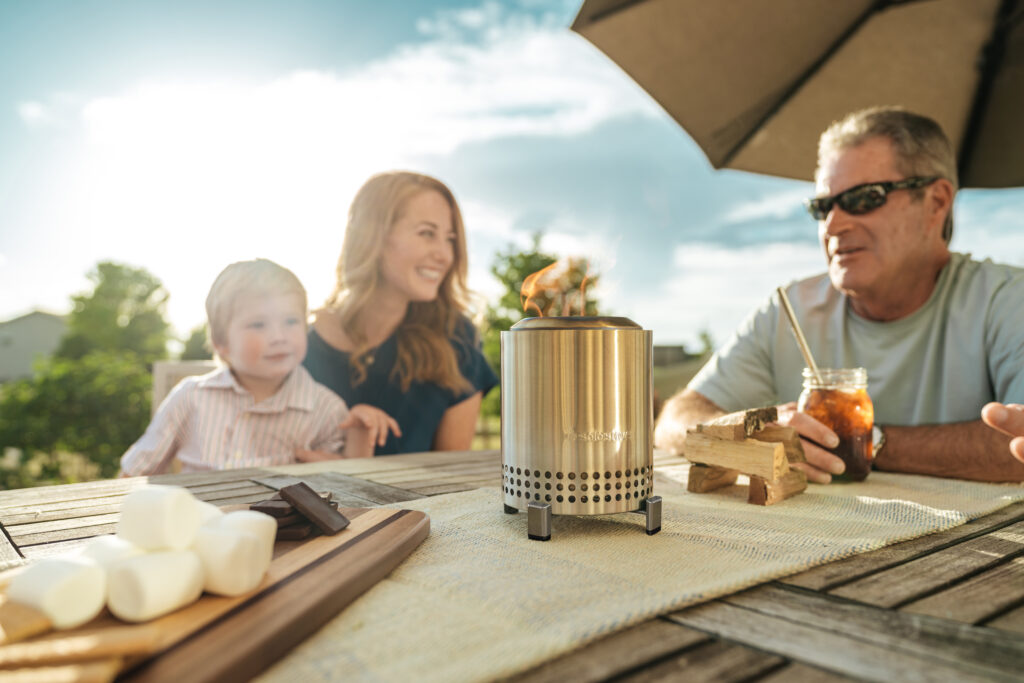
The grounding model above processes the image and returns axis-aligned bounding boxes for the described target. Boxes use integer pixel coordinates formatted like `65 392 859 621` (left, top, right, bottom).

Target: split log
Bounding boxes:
750 424 807 464
697 406 778 441
748 469 808 506
686 464 739 493
685 431 788 482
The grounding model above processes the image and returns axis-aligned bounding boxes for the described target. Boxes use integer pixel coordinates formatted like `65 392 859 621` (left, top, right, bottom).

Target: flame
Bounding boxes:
521 261 560 317
520 259 590 317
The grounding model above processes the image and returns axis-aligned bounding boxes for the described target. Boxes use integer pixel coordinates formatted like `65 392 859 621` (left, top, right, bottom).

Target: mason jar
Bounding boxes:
797 367 874 482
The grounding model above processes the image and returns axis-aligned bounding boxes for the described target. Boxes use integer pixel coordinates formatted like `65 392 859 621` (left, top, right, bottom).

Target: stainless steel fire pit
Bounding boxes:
500 316 661 540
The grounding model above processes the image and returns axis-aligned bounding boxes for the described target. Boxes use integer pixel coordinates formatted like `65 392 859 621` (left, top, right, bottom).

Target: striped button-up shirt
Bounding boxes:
121 365 348 475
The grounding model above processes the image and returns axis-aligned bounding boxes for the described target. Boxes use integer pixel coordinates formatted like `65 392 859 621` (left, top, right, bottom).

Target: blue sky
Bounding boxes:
2 0 1024 349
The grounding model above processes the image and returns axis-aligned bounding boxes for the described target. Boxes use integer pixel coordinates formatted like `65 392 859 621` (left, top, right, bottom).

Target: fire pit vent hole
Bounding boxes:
503 469 652 508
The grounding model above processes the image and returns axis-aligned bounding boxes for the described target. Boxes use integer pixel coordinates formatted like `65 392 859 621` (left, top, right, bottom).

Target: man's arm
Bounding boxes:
654 388 726 454
875 419 1024 482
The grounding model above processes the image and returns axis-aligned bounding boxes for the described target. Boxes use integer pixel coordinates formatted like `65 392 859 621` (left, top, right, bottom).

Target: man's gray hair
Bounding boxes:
816 107 957 243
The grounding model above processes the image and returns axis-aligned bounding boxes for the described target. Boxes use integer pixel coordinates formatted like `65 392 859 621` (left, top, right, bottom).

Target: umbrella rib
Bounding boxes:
719 0 898 168
570 0 648 29
957 0 1020 183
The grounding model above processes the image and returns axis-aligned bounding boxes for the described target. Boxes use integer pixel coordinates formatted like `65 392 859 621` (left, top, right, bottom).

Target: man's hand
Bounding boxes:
341 404 401 448
774 402 846 484
981 402 1024 464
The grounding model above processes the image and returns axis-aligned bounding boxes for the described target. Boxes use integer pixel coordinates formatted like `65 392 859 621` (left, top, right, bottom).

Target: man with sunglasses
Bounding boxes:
655 107 1024 483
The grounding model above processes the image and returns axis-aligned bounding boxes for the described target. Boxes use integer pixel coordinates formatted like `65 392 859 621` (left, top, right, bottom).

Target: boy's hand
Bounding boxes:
340 404 401 448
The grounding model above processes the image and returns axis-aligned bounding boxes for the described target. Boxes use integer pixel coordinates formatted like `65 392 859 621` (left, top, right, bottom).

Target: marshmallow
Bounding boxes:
77 534 143 567
107 551 204 623
211 511 277 567
196 500 225 526
193 527 269 597
117 485 201 551
6 557 106 629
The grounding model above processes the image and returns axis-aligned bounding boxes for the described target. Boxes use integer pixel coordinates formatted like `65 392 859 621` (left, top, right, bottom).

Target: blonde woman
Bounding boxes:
303 171 498 455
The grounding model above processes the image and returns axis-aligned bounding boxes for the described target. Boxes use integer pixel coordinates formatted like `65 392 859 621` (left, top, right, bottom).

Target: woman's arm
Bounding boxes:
433 391 483 451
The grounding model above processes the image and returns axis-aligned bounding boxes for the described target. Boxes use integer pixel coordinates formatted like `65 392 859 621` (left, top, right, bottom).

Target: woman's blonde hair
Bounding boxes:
325 171 473 394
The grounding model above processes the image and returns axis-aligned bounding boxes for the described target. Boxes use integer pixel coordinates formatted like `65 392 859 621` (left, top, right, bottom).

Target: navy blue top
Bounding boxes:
303 317 498 455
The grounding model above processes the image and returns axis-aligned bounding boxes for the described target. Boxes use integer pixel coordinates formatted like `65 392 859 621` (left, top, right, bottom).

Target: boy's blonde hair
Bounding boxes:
324 171 473 394
206 259 307 348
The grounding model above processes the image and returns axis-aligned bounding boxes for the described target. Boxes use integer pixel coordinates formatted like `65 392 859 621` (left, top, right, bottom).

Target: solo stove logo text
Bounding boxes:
563 429 631 442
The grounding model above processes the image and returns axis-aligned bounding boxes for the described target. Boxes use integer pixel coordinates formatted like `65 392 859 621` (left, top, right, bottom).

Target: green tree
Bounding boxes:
57 261 171 365
0 351 152 484
480 234 600 419
181 325 213 360
698 329 715 356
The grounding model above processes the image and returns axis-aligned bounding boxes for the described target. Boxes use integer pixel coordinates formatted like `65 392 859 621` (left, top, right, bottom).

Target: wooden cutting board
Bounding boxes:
0 506 429 683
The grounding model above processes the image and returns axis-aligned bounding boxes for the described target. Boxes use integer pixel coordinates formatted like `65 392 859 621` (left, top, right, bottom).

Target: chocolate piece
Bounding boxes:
270 490 333 503
276 522 314 541
278 483 350 535
275 512 302 527
249 500 294 518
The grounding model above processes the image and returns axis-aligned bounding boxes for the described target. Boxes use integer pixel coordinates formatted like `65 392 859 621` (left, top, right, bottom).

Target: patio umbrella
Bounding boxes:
571 0 1024 187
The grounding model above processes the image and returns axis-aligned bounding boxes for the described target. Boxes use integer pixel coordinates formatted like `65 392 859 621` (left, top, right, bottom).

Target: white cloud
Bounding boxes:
1 2 658 335
612 242 826 348
17 101 53 126
721 187 809 224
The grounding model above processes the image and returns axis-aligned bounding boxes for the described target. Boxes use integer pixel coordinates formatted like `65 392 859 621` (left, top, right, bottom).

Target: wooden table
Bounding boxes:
2 450 1023 682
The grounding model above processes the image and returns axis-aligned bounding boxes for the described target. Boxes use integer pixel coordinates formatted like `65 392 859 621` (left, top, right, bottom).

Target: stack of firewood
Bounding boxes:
685 407 808 505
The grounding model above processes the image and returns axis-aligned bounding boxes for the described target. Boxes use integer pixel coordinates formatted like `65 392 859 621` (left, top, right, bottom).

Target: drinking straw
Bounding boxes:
776 286 822 383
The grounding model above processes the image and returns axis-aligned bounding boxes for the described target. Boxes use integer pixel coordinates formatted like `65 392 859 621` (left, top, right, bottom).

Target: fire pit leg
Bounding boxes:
644 496 662 535
504 504 519 514
527 502 551 541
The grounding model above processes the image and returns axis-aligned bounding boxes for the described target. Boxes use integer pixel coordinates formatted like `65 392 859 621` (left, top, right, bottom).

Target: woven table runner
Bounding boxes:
259 466 1024 682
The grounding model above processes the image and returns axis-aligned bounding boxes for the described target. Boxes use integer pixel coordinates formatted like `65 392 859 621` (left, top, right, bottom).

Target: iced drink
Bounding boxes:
797 368 874 482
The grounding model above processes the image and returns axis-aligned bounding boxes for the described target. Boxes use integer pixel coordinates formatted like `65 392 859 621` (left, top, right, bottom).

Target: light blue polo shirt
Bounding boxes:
689 253 1024 426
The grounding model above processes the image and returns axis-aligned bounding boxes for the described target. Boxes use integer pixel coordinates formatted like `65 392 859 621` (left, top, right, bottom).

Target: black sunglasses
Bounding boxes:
805 176 941 221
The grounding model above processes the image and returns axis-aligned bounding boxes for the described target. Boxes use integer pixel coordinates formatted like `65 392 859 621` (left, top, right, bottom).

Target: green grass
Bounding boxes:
652 354 711 416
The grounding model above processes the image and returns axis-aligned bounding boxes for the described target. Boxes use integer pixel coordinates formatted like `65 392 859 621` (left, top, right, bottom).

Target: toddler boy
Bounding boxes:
121 259 356 475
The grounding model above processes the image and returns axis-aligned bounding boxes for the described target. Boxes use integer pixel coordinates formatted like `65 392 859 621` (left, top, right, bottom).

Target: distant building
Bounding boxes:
0 311 67 383
653 345 691 367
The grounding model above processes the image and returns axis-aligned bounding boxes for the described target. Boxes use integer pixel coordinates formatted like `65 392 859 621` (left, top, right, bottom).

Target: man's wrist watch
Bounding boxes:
872 424 886 458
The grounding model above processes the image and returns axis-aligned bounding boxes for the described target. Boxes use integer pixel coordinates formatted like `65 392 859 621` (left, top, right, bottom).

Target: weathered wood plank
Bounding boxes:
0 478 144 510
188 484 276 503
363 461 500 484
984 604 1024 635
252 472 423 507
0 468 272 509
616 639 785 683
7 512 120 538
410 480 497 496
20 538 92 561
14 522 119 547
668 598 1014 683
510 619 709 682
829 521 1024 607
781 503 1024 591
1 483 274 528
901 557 1024 623
263 450 500 477
373 471 501 490
0 522 25 572
755 661 855 682
715 584 1024 678
2 500 124 526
